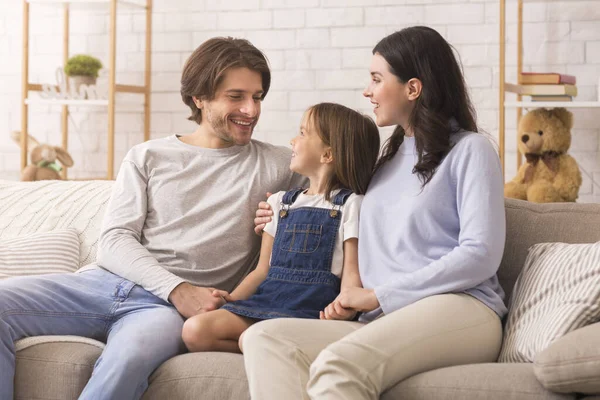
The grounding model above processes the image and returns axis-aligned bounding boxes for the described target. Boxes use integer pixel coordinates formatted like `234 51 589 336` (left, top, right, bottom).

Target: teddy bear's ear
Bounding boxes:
552 108 573 130
55 147 74 167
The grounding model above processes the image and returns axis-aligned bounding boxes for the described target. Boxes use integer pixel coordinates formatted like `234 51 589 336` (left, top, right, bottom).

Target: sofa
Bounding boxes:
1 179 599 400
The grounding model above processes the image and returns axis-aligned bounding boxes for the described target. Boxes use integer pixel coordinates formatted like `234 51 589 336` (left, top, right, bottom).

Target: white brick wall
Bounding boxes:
0 0 599 202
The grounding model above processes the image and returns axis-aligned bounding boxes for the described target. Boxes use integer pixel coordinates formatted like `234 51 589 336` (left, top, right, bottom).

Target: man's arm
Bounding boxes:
97 159 224 316
96 159 186 302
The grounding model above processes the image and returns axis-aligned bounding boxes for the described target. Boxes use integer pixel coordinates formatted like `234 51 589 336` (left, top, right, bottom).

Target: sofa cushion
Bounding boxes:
499 241 600 363
384 363 574 400
15 342 102 400
0 180 113 267
143 352 249 400
499 199 600 304
534 322 600 394
0 229 80 279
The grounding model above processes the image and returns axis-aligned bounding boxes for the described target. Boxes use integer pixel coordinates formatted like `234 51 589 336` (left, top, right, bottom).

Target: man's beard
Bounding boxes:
204 107 234 143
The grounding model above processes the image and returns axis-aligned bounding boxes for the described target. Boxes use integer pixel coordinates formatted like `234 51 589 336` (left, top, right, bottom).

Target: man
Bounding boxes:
0 37 303 400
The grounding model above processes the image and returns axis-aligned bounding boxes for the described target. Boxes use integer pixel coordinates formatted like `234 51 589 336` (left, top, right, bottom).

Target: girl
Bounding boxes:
247 26 507 400
181 102 380 353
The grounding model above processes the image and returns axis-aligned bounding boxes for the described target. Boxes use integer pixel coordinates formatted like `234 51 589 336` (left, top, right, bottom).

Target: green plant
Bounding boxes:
64 54 103 78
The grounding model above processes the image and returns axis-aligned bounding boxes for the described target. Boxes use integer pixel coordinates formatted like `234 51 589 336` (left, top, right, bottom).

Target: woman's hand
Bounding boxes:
336 287 380 313
254 192 273 236
320 300 357 321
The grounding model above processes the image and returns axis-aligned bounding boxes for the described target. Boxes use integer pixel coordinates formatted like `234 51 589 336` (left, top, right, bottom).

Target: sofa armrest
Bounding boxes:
534 322 600 394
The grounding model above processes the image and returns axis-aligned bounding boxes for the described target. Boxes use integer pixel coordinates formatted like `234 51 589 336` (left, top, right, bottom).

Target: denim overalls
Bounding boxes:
221 187 353 320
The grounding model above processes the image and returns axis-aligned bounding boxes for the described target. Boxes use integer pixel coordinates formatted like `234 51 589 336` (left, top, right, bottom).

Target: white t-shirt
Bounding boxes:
264 189 362 278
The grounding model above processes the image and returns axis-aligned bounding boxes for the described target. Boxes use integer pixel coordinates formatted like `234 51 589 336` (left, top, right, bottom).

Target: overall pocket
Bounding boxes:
280 223 323 253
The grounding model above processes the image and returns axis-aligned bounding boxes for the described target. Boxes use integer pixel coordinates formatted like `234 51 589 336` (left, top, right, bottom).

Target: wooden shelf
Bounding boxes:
21 0 152 180
25 98 109 106
26 0 147 8
505 101 600 108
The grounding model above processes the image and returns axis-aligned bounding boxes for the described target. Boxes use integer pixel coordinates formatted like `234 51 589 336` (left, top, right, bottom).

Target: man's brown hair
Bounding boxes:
180 37 271 124
306 103 381 201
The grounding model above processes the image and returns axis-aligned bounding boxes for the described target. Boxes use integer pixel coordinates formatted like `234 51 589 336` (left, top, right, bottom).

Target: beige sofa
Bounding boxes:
1 180 599 400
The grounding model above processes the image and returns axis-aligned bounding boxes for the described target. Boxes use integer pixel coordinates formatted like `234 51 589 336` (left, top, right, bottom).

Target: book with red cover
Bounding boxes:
520 72 577 85
506 83 578 96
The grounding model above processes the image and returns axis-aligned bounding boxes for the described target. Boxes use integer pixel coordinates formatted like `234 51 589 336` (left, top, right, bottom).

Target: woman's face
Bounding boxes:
363 53 412 129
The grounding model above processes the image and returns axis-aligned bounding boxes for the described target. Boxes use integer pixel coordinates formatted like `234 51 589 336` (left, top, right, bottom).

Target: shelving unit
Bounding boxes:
20 0 153 180
498 0 600 177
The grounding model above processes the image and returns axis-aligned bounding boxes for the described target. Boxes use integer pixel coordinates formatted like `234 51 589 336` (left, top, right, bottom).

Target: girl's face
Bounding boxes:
363 53 412 129
289 113 330 176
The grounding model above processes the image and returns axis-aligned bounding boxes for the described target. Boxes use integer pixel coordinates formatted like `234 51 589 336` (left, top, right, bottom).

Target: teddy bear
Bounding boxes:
504 108 582 203
11 131 74 181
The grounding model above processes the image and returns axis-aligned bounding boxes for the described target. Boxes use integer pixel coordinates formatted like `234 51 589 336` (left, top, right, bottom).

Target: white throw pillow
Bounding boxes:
498 241 600 363
0 229 80 279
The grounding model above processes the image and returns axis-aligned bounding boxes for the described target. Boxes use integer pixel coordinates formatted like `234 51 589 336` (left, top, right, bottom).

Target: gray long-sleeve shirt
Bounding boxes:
83 135 303 302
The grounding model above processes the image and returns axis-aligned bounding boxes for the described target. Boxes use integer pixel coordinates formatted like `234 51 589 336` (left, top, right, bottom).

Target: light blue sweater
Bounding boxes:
358 131 507 322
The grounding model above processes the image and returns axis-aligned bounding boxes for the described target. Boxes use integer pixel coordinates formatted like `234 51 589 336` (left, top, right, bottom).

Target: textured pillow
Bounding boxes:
534 322 600 394
0 229 80 279
498 241 600 363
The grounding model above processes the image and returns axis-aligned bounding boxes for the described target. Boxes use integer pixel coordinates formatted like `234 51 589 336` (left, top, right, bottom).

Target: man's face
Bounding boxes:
200 67 264 147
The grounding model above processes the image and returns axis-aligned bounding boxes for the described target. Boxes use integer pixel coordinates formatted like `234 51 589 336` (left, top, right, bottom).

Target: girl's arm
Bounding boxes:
341 238 362 290
321 238 363 320
227 232 274 301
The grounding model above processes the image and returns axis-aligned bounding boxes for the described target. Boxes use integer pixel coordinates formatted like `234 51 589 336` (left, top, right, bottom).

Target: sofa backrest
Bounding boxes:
2 181 600 300
0 180 114 267
500 198 600 303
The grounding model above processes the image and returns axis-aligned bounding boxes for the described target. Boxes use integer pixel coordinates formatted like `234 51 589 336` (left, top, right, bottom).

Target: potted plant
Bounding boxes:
64 54 103 96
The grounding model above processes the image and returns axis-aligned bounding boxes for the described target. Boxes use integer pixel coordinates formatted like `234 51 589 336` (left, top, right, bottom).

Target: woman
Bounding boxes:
244 26 507 400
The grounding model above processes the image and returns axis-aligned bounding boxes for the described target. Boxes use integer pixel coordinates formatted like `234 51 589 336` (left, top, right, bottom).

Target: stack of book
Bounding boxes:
506 72 577 102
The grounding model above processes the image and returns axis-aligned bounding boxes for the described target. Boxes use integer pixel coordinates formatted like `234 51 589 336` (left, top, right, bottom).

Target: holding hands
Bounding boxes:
211 289 234 302
320 287 380 320
169 282 227 318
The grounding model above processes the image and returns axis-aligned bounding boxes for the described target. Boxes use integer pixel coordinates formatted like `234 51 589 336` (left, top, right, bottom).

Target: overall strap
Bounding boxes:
281 187 305 205
332 188 353 206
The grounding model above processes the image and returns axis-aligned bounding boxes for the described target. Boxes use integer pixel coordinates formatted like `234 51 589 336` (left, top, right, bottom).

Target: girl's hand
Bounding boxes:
254 192 273 236
211 289 234 302
320 300 357 321
336 287 380 313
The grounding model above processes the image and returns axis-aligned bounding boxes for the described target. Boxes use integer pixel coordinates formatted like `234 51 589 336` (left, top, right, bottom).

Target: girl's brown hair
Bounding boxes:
180 37 271 125
306 103 380 201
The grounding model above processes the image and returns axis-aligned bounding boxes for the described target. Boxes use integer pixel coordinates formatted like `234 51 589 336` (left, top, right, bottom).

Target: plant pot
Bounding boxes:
68 76 97 99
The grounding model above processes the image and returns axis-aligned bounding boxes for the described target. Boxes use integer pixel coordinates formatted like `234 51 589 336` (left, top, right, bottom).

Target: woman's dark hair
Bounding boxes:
307 103 380 201
373 26 478 186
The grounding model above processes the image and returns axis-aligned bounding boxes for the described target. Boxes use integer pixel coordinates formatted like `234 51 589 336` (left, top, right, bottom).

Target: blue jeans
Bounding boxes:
0 268 186 400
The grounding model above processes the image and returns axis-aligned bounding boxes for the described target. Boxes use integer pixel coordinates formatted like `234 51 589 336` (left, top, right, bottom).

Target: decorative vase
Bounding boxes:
68 76 97 99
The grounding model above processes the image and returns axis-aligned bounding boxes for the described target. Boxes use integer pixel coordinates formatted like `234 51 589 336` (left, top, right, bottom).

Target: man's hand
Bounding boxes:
335 287 380 313
168 282 226 318
254 192 273 236
320 299 357 321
